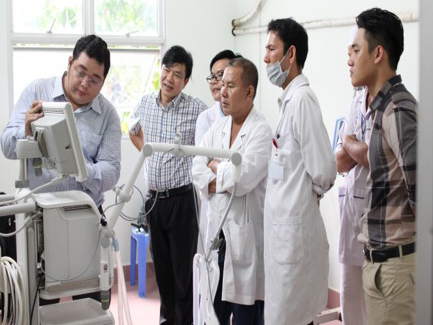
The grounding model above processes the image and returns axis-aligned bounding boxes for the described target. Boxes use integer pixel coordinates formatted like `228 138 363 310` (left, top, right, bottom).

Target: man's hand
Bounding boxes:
208 179 217 193
129 128 144 152
342 134 369 169
343 134 358 145
208 159 220 173
207 159 220 193
25 101 44 137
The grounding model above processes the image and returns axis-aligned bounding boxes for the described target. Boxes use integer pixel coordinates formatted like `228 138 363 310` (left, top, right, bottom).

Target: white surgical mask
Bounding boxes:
266 50 291 87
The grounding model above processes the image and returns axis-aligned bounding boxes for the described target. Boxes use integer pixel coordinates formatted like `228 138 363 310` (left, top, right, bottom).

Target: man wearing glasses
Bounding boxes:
129 45 207 325
1 34 121 217
195 49 240 255
1 34 121 303
196 50 241 146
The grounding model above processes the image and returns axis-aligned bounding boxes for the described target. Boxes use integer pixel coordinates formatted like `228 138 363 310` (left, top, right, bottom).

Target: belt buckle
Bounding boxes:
363 247 373 262
163 189 170 199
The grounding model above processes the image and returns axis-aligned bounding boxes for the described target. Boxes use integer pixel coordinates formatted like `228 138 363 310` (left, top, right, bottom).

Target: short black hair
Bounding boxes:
356 8 404 70
209 50 242 72
72 35 110 77
162 45 193 79
267 18 308 69
227 57 258 100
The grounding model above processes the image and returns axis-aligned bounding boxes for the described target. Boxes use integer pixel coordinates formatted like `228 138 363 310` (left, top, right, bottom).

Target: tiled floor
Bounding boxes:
110 264 342 324
110 267 161 324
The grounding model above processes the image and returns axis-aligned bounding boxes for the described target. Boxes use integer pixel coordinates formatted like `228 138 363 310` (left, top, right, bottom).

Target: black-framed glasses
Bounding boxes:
206 71 224 84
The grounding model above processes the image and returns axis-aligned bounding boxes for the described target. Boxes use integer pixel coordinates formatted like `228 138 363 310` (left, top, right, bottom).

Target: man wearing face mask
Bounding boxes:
263 18 336 325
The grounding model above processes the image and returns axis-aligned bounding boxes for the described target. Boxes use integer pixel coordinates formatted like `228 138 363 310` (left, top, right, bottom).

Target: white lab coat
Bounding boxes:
337 89 371 266
264 74 336 325
337 89 370 325
192 107 272 305
195 102 225 254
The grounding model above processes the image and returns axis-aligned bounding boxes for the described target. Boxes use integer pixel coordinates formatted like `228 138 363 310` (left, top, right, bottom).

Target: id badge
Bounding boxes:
268 159 284 180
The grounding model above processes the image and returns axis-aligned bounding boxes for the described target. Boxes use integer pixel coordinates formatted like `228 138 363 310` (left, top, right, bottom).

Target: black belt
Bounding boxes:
148 183 193 199
364 242 415 263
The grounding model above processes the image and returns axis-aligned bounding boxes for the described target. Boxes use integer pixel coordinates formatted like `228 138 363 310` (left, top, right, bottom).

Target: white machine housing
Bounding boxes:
35 191 112 300
0 102 114 324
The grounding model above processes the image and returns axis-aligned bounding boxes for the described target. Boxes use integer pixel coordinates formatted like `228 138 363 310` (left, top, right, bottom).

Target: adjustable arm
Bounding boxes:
106 142 242 233
100 142 242 303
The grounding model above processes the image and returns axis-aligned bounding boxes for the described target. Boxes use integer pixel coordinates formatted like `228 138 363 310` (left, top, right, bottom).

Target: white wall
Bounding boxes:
231 0 419 292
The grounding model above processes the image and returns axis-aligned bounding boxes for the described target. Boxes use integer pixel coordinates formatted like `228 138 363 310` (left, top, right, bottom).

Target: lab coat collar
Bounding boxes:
278 74 309 108
215 101 225 117
54 73 102 114
221 106 257 152
358 88 370 116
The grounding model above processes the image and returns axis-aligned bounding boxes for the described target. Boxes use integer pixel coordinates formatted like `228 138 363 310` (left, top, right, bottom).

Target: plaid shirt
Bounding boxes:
130 91 207 190
358 75 417 249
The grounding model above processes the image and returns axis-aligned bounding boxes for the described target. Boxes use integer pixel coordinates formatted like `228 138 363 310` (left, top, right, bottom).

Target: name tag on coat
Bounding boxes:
268 160 284 180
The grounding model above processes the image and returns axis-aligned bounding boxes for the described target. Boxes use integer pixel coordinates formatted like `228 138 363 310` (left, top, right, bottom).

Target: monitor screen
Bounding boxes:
31 102 88 182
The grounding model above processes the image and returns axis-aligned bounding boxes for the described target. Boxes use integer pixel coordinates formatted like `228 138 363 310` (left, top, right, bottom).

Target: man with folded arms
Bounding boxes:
349 8 418 324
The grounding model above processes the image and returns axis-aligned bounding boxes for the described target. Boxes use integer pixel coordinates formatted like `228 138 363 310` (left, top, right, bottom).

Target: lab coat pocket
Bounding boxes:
338 186 346 222
271 216 304 265
231 195 247 226
229 220 254 265
351 187 366 233
277 133 298 171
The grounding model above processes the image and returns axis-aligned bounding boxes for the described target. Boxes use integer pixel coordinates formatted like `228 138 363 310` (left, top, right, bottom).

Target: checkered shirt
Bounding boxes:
359 75 417 249
130 91 207 190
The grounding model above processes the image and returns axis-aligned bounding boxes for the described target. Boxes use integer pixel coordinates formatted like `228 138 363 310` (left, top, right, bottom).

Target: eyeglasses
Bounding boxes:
73 68 103 87
206 71 224 84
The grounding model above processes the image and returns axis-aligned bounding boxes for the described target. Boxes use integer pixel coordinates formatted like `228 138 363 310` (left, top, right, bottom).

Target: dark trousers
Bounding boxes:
147 189 198 325
213 234 264 325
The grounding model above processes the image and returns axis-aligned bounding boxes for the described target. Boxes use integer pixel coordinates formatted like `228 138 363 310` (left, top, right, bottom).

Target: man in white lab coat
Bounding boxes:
195 49 240 255
336 87 370 325
335 28 370 325
263 18 336 325
192 57 272 324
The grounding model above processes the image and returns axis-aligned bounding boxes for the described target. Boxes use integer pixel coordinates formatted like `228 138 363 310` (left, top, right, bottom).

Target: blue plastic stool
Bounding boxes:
130 227 149 298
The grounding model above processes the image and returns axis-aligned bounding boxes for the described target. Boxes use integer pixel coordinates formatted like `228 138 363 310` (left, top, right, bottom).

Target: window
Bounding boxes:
13 0 82 34
10 0 164 134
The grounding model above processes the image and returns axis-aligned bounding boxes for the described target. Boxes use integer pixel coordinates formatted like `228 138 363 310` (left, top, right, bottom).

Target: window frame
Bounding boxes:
7 0 165 114
10 0 165 46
